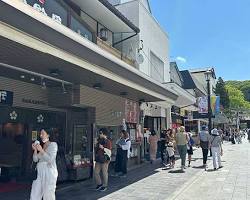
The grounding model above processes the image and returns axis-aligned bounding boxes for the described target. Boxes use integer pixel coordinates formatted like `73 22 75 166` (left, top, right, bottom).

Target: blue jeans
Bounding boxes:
177 145 187 167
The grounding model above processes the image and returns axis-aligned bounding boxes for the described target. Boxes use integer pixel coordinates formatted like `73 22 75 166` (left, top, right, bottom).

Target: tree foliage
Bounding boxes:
214 77 230 109
225 85 250 110
226 80 250 101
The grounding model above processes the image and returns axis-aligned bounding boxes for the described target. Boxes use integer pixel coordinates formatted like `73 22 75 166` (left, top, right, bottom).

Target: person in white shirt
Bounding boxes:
119 130 131 177
30 129 58 200
166 142 175 168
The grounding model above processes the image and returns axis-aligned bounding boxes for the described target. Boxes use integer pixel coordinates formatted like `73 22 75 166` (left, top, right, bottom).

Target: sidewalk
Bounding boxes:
55 146 211 200
168 138 250 200
2 139 245 200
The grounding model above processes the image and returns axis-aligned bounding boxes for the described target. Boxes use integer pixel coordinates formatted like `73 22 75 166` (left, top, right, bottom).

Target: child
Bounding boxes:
166 142 175 168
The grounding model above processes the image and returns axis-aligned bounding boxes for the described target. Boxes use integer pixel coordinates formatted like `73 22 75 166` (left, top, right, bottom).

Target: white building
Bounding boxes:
110 0 196 131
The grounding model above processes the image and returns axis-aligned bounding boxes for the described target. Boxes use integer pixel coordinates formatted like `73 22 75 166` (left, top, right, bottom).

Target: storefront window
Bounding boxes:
73 125 88 158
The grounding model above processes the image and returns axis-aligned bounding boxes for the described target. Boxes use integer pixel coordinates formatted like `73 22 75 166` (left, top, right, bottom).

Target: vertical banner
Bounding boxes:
211 96 220 115
198 96 208 113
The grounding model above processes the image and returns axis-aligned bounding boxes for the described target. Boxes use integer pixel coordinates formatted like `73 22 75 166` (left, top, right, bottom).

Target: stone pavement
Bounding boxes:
168 138 250 200
1 139 249 200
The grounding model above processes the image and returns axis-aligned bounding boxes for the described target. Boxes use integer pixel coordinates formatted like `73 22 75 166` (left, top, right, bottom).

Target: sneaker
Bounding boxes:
188 164 191 167
214 168 217 171
219 166 223 169
99 186 107 192
95 184 103 191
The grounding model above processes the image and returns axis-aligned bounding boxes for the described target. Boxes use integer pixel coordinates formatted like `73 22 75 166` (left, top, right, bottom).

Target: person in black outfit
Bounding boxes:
160 130 167 164
114 131 125 176
114 130 131 177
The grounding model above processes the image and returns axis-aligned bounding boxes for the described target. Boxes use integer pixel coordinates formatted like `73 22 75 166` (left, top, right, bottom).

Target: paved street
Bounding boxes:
1 138 250 200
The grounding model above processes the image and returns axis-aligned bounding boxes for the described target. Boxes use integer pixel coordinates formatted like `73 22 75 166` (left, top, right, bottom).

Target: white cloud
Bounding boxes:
176 56 187 63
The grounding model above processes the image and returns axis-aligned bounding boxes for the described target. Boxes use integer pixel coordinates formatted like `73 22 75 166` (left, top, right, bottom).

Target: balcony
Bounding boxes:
96 37 136 67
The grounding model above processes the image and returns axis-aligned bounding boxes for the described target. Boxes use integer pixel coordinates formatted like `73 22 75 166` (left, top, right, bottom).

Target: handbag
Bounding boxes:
30 161 38 181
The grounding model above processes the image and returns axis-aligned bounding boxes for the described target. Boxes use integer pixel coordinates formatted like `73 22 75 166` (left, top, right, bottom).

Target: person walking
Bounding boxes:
210 128 223 170
166 141 175 168
148 130 159 164
160 129 167 164
176 126 188 171
119 131 131 177
186 129 194 167
248 129 250 142
198 125 210 170
30 129 58 200
95 128 112 192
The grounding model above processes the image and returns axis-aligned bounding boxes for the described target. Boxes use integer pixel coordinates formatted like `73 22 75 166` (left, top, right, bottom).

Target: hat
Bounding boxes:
211 128 219 135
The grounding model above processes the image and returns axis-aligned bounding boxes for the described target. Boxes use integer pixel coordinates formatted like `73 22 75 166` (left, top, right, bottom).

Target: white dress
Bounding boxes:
30 142 58 200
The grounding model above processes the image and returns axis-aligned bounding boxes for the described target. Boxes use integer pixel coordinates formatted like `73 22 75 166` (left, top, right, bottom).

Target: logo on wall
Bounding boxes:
10 111 18 120
0 90 13 106
37 114 44 123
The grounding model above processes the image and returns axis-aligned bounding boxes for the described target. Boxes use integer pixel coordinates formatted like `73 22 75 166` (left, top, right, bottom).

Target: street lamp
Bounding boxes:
205 70 212 134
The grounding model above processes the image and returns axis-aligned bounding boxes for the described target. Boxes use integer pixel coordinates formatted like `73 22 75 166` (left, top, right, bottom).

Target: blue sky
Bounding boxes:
150 0 250 81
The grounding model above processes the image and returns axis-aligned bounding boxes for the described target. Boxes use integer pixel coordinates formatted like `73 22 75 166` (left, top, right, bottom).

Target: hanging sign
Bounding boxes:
197 96 208 114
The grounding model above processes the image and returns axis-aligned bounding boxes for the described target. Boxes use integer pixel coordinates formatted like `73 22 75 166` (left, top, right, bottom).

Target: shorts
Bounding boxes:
169 155 175 162
187 146 193 155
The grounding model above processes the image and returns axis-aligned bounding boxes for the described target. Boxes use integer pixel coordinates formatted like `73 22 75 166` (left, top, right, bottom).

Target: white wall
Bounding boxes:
116 0 170 83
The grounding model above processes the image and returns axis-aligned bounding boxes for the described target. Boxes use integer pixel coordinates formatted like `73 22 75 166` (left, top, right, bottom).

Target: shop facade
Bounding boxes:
0 0 178 186
0 76 96 182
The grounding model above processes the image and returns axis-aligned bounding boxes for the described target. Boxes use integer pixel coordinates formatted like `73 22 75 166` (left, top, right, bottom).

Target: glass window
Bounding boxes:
70 17 93 41
150 51 164 82
73 125 88 158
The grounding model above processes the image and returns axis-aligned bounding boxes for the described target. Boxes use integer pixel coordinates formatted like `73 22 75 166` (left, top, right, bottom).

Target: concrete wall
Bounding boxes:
115 0 171 83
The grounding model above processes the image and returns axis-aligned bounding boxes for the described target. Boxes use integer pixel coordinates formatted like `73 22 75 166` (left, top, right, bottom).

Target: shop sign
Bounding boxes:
0 90 13 106
24 0 67 25
125 100 138 123
22 98 47 106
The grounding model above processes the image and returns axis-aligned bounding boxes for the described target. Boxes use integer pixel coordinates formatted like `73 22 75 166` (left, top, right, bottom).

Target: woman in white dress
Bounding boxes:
30 129 58 200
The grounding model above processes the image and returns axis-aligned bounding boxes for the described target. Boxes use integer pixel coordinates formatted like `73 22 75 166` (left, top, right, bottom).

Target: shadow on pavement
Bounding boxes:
192 165 205 169
168 169 185 173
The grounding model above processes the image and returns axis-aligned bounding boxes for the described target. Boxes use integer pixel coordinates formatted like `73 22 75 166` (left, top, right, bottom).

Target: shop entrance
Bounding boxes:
0 123 28 181
0 106 66 187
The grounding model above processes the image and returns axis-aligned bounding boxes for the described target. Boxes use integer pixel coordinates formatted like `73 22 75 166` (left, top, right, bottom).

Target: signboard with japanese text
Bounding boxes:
125 100 138 124
0 90 13 106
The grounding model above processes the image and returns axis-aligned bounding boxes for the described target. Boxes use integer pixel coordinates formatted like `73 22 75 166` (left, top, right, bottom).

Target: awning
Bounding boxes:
163 83 196 108
213 113 229 124
0 0 177 103
71 0 140 33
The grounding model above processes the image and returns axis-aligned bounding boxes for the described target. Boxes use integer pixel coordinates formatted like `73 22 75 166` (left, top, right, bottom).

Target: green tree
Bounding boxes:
225 85 250 110
214 77 230 109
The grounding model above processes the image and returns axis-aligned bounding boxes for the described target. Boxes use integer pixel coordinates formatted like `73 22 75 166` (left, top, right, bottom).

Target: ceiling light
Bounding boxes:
93 83 102 89
20 75 25 79
30 77 35 81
